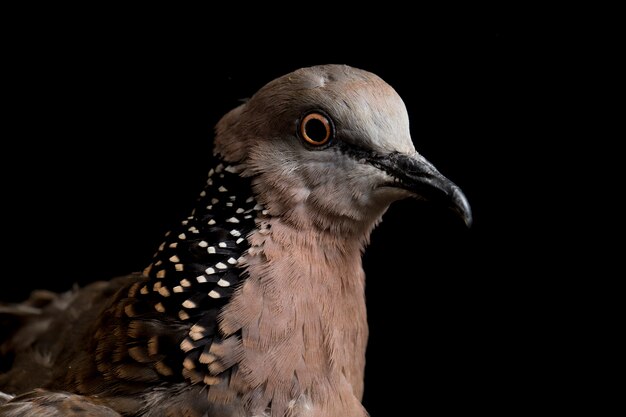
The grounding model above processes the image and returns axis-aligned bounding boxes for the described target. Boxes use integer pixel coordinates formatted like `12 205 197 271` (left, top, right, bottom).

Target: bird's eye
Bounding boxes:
299 112 334 146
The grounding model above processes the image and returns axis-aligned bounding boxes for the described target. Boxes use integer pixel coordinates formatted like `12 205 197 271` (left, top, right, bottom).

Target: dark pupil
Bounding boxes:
305 119 328 142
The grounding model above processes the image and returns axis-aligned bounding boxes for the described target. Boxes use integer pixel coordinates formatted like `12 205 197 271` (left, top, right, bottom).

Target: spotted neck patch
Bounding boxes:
116 161 263 386
145 162 260 310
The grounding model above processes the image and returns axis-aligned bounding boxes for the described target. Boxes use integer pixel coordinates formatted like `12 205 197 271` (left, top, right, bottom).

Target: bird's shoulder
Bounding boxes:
0 275 139 394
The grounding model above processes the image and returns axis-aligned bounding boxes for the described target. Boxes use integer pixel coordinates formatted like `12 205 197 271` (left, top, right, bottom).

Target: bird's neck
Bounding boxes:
220 215 369 415
138 158 369 415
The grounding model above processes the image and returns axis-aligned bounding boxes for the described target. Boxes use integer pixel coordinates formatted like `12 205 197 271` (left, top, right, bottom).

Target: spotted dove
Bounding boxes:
0 64 471 416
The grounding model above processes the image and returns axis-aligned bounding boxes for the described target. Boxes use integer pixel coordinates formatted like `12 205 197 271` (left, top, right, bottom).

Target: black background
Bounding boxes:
2 11 586 415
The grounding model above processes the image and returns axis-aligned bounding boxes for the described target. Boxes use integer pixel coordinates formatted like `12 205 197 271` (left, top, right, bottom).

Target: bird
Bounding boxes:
0 64 471 416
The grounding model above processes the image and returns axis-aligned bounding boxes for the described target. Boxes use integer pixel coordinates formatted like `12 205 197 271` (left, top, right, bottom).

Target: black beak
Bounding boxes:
372 152 473 227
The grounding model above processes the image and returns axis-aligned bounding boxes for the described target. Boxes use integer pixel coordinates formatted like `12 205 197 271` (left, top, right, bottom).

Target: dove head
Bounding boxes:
214 64 471 236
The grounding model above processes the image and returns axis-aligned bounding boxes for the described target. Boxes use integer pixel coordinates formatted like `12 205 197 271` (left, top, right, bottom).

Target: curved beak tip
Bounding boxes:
452 186 473 228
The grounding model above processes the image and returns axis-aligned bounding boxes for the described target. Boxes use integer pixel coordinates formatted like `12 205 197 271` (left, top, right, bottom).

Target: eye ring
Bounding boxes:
298 111 334 147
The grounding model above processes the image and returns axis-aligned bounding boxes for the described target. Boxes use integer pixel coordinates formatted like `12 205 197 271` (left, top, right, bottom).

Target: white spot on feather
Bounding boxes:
191 324 206 333
190 330 206 341
183 357 196 370
180 338 196 352
204 375 220 385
